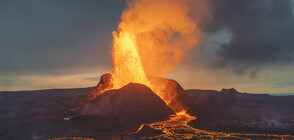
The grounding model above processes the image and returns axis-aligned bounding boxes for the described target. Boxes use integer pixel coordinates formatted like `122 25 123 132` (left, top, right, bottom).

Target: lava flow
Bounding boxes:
107 0 207 136
137 114 294 139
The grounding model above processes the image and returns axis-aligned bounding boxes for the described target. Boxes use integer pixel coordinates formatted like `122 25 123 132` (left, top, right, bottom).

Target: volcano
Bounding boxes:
66 73 189 127
76 83 175 124
71 73 188 113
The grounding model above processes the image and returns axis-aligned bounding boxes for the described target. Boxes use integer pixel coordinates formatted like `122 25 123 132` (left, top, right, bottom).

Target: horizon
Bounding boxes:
1 82 294 95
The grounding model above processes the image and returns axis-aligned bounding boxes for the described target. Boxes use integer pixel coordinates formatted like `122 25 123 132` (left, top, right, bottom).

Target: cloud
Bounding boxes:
200 0 294 75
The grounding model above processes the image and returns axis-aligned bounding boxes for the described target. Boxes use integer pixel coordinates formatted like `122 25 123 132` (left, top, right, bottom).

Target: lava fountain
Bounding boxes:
110 0 209 109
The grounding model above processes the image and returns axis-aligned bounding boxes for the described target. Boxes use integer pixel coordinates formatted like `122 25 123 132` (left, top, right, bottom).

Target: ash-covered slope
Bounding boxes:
78 83 175 124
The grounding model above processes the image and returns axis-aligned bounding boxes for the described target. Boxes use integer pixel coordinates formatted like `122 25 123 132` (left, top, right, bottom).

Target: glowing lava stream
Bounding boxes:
137 112 294 139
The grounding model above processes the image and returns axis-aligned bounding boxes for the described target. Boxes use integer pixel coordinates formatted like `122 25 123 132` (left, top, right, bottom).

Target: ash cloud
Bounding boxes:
201 0 294 75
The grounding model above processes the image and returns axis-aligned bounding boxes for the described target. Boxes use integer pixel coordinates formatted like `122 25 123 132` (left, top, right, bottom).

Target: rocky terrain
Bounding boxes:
0 82 294 139
186 89 294 135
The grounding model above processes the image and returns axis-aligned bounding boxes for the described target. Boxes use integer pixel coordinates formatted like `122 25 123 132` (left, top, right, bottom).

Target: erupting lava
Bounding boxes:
109 0 209 107
111 31 152 90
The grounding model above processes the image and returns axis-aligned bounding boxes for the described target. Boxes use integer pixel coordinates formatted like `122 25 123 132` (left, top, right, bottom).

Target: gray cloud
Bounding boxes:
200 0 294 75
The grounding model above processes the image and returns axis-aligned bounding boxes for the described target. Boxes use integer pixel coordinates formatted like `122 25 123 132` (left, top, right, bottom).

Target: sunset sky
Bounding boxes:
1 0 294 93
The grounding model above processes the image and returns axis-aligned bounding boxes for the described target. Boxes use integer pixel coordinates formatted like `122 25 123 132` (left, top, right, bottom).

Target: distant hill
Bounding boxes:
269 93 294 96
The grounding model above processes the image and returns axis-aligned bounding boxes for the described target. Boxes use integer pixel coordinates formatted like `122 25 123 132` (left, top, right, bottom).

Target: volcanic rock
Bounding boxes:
70 73 113 111
79 83 175 125
148 76 188 112
220 88 240 94
134 125 164 138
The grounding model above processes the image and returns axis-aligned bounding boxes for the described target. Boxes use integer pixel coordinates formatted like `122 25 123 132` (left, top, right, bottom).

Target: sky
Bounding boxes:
1 0 294 93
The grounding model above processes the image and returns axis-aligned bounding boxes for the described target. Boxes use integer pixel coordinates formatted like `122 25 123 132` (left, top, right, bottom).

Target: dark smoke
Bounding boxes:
201 0 294 75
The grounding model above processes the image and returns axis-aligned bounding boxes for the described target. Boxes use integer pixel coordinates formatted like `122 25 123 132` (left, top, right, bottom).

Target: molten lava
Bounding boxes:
109 0 209 108
111 31 152 89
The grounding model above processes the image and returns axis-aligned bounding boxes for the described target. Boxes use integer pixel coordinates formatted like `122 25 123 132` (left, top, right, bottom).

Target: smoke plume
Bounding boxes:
115 0 210 77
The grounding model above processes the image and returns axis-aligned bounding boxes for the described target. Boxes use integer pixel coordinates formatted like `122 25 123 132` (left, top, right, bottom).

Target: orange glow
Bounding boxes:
109 0 208 107
109 0 210 111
